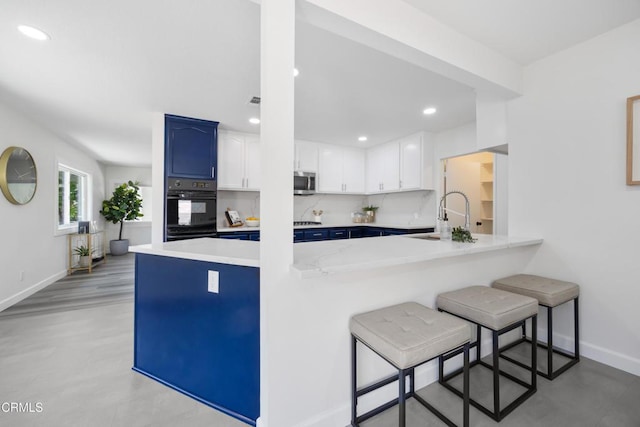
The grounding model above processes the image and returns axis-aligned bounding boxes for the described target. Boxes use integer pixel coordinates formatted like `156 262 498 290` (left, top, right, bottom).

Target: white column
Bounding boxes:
259 0 295 426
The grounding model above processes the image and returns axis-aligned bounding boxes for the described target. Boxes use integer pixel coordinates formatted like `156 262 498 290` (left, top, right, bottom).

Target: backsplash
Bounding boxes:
218 190 436 228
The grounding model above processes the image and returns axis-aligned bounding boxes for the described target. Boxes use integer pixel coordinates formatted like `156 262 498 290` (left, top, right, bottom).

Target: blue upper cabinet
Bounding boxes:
165 114 219 179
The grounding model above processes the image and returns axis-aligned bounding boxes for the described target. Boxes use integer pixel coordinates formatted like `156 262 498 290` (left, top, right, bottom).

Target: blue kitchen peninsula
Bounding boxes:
131 238 260 425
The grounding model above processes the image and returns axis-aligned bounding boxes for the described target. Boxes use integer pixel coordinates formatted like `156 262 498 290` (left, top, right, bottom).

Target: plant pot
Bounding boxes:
110 239 129 256
79 256 91 268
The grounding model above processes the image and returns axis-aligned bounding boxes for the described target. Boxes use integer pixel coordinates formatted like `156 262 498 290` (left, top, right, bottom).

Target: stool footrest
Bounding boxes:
440 361 537 422
499 337 579 380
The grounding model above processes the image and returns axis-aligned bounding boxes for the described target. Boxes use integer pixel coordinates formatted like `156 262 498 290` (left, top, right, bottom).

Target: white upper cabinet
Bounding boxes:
318 144 365 194
367 141 400 193
367 132 430 194
399 133 423 190
294 140 318 172
218 132 261 191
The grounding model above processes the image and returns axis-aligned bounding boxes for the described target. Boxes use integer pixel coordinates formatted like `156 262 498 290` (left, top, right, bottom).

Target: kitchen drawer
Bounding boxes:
293 230 304 242
382 228 408 236
303 229 329 241
348 227 364 239
329 229 349 239
248 232 260 241
362 228 383 238
219 233 249 240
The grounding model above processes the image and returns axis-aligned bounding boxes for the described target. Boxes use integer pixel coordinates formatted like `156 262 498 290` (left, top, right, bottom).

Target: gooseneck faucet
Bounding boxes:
438 191 471 231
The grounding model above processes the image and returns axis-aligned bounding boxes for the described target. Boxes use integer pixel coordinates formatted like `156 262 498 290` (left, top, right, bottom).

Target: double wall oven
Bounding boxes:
165 177 217 241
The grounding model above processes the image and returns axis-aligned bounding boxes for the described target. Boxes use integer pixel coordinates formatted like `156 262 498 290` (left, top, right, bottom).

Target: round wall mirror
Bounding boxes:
0 146 37 205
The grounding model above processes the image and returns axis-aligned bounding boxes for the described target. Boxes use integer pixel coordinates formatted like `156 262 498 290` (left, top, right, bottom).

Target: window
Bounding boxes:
58 164 89 230
137 186 153 222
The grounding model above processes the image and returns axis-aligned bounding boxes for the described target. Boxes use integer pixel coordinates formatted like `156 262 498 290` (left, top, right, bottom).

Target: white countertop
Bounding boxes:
131 238 260 267
131 233 542 277
292 234 542 278
217 222 436 232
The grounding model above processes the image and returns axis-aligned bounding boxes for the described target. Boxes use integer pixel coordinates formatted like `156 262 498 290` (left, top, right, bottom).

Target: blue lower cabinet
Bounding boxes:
293 230 304 242
329 229 349 239
382 228 409 236
134 254 259 425
248 232 260 241
219 233 249 240
304 229 329 241
362 228 384 238
349 227 364 239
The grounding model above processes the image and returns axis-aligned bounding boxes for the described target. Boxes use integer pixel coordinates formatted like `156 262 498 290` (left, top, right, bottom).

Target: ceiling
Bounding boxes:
1 1 639 167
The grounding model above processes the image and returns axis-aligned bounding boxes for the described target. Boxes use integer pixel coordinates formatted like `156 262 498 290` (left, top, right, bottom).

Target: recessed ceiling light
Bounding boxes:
358 136 368 142
293 68 300 77
18 25 50 41
423 107 437 115
249 117 261 125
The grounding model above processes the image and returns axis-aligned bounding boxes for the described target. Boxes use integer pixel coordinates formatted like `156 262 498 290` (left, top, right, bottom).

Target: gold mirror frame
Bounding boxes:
0 146 38 205
627 95 640 185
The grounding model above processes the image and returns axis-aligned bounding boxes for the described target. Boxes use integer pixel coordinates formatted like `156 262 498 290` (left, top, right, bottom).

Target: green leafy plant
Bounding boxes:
452 226 476 243
73 245 94 257
362 205 378 212
100 181 143 241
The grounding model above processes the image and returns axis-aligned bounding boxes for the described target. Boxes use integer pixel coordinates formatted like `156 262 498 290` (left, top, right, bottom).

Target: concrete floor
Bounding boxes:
0 285 638 426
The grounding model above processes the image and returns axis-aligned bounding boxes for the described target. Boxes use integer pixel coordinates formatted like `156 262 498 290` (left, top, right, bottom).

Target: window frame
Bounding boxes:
56 163 91 235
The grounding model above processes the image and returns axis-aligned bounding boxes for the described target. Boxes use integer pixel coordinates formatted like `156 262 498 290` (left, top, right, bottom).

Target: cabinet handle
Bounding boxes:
212 166 215 179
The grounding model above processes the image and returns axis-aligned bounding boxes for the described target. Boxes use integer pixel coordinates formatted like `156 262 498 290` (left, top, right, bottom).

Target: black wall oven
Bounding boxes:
165 177 217 241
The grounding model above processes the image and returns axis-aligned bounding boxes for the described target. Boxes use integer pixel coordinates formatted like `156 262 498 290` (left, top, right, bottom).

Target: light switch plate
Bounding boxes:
208 270 219 293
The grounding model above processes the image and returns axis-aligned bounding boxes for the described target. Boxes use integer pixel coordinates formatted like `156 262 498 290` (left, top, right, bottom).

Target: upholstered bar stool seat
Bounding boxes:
437 286 539 422
492 274 580 379
350 302 471 427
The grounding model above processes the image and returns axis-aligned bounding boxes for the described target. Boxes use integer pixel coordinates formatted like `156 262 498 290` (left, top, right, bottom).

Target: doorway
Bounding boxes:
441 151 498 235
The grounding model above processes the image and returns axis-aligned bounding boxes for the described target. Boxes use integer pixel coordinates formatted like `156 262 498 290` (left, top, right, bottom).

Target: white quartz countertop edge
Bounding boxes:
130 239 260 268
129 234 542 276
290 234 543 279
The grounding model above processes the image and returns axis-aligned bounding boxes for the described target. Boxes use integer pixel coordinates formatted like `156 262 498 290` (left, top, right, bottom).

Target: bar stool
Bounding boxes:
436 286 538 422
492 274 580 379
350 302 471 427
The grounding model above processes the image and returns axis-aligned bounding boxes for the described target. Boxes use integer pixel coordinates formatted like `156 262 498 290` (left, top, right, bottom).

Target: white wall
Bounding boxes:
0 101 106 311
508 19 640 375
103 165 152 247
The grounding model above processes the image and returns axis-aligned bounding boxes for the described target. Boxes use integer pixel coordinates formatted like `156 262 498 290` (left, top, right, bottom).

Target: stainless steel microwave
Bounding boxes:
294 171 316 195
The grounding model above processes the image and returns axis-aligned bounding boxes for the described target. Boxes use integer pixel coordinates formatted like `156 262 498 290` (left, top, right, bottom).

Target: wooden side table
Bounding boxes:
67 231 107 274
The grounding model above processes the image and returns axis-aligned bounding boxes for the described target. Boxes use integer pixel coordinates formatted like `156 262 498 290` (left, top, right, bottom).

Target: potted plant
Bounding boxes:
73 245 94 267
100 180 143 255
362 205 378 222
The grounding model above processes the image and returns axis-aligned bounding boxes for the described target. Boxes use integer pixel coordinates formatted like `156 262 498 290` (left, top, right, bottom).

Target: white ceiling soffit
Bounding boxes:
403 0 640 65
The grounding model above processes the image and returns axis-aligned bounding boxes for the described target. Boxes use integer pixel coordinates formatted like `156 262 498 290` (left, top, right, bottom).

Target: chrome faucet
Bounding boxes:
438 191 471 231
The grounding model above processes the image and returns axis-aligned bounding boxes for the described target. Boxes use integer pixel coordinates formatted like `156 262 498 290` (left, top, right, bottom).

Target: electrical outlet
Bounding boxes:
207 271 219 293
413 212 419 219
19 271 24 281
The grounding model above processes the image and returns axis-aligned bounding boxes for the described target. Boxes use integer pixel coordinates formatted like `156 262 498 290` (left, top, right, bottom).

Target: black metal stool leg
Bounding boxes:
547 306 553 378
532 315 537 390
463 342 470 427
493 330 500 419
351 335 357 426
574 296 580 360
398 369 406 427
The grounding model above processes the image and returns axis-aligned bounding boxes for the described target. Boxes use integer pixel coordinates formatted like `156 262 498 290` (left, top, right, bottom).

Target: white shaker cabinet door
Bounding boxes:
341 147 365 193
399 134 423 190
294 140 318 172
317 144 344 192
244 136 261 191
218 133 246 189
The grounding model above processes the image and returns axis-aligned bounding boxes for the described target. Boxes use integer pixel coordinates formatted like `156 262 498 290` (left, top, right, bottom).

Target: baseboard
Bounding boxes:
550 330 640 377
0 269 67 312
